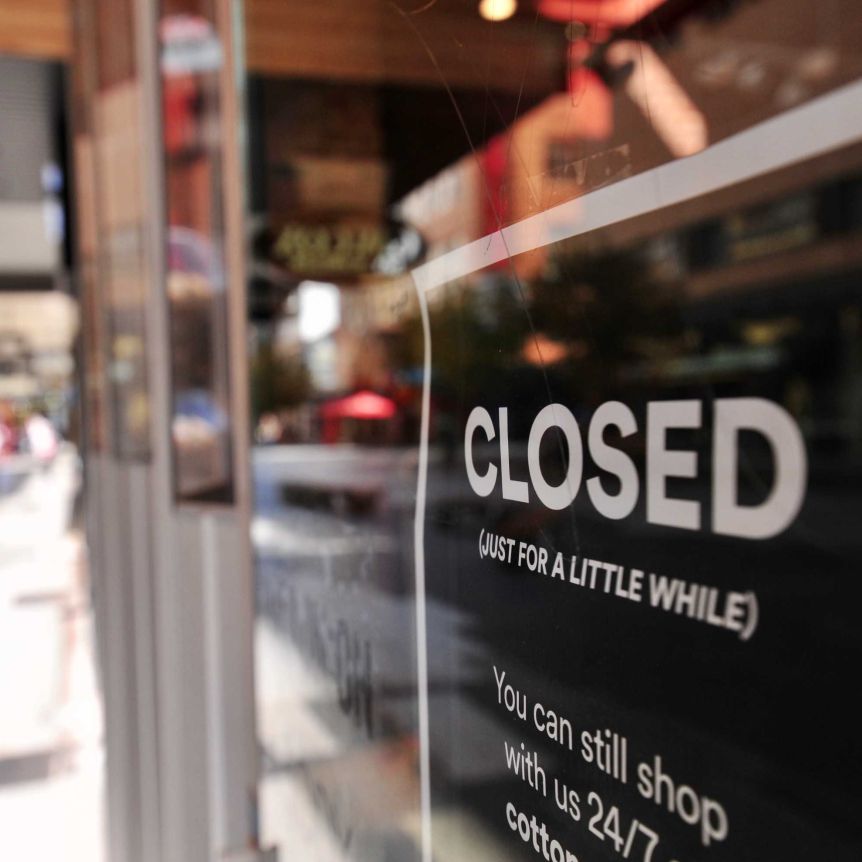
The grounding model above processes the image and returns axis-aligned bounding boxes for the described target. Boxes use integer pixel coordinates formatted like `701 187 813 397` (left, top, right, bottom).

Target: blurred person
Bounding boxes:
0 401 18 457
255 411 283 444
24 410 59 462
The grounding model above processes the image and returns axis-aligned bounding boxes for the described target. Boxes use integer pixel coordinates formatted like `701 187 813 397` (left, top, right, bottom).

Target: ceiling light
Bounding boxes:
479 0 517 22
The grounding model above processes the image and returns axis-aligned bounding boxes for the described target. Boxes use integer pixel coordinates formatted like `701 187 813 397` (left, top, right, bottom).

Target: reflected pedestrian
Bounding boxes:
24 410 59 463
0 401 18 457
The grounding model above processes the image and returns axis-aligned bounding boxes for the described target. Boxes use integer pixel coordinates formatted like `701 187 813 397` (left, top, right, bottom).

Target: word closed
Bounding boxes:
464 399 806 539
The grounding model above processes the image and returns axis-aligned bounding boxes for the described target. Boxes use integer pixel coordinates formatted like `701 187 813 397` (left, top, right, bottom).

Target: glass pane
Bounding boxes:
246 2 862 861
160 0 236 502
92 0 151 459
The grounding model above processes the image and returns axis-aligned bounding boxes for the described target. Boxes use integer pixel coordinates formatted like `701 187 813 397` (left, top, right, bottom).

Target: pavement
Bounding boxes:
0 448 104 861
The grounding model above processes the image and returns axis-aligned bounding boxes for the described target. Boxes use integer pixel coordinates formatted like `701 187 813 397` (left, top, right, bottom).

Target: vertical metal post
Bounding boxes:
71 0 266 858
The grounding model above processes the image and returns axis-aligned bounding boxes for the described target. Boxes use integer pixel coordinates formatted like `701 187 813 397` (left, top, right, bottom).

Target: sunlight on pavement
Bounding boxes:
0 448 104 861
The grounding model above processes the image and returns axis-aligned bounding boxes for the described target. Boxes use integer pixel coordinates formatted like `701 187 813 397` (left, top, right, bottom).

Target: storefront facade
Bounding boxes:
3 0 862 860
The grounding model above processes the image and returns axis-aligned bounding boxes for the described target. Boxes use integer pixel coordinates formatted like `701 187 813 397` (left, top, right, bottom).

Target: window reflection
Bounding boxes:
160 3 235 502
92 0 151 458
247 1 862 859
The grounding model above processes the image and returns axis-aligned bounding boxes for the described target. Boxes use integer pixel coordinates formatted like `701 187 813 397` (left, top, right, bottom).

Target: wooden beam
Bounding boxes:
245 0 563 93
0 0 563 92
0 0 71 60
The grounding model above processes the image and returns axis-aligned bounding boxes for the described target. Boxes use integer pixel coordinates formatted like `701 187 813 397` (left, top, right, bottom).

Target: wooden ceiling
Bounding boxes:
0 0 564 94
245 0 563 93
0 0 71 59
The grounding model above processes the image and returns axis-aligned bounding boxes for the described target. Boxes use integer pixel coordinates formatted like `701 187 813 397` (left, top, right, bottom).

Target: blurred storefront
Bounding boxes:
3 1 862 861
0 47 102 862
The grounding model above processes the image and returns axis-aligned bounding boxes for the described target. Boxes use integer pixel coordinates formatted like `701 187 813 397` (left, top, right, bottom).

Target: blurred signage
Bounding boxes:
160 15 223 76
725 193 819 262
270 219 424 280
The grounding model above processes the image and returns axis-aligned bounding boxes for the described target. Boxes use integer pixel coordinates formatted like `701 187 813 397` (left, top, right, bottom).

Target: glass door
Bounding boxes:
243 3 862 861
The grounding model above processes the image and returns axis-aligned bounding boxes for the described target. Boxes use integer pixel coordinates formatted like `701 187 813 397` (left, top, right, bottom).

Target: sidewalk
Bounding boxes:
0 450 104 861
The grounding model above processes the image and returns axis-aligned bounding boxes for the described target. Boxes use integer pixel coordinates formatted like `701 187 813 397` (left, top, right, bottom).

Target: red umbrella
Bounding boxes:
320 390 397 420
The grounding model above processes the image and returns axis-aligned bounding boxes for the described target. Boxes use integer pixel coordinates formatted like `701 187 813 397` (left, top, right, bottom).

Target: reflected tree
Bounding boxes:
250 342 310 421
529 246 684 405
